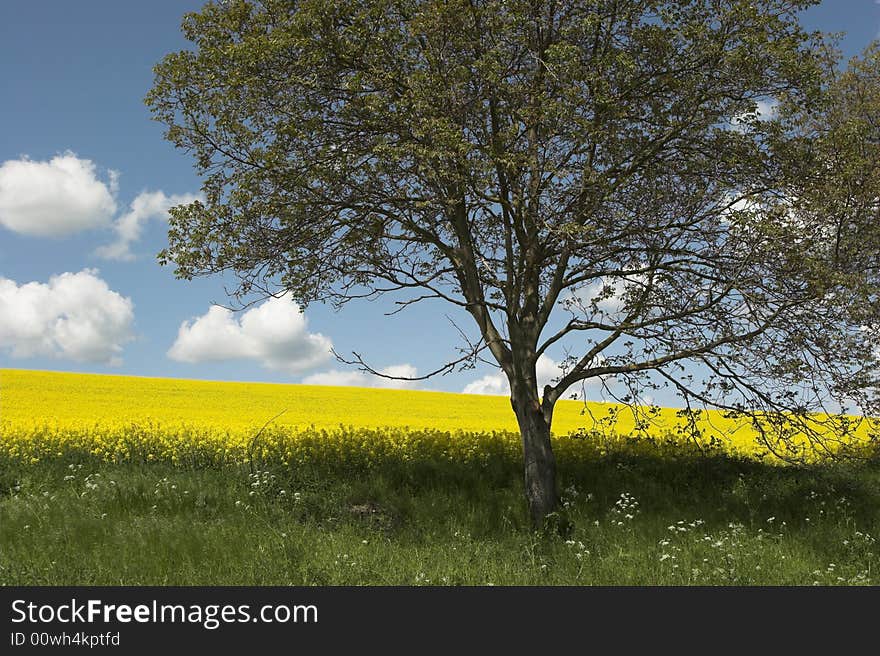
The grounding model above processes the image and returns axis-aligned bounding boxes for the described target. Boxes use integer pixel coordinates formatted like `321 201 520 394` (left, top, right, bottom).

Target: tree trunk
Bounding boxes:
512 391 559 529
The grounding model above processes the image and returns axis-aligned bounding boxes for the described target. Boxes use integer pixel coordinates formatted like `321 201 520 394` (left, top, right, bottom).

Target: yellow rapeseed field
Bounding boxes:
0 368 875 466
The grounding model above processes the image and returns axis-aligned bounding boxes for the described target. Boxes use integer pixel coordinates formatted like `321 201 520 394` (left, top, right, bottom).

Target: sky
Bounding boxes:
0 0 878 402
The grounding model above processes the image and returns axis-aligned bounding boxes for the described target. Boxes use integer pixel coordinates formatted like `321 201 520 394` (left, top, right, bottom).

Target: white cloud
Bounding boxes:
300 370 368 387
0 269 134 364
167 295 332 374
730 98 778 132
754 99 778 120
0 153 199 258
0 152 118 236
719 194 761 224
564 275 648 318
463 355 576 396
462 371 508 396
302 363 419 390
95 190 201 261
860 324 880 362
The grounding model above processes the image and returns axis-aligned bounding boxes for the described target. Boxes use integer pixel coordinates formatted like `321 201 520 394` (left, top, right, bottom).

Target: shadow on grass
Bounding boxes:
238 439 880 543
3 441 880 585
2 439 879 537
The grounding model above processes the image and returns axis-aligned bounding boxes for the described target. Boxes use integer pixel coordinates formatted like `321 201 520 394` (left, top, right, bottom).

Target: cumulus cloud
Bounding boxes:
719 194 761 224
859 324 880 361
463 355 576 396
302 363 419 389
0 152 118 236
730 98 778 132
462 371 508 396
564 275 649 319
0 153 199 258
0 269 134 364
95 190 202 261
168 295 332 374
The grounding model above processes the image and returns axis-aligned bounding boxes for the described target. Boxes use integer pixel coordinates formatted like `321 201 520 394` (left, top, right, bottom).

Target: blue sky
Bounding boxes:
1 0 878 401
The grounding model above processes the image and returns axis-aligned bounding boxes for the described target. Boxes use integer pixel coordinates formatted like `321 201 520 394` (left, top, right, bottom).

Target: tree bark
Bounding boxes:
512 390 559 529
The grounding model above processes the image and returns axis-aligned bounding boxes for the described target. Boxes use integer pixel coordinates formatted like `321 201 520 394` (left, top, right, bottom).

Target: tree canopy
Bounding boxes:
148 0 880 525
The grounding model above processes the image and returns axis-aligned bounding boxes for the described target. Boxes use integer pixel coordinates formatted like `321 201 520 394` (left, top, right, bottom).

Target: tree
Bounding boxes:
147 0 880 528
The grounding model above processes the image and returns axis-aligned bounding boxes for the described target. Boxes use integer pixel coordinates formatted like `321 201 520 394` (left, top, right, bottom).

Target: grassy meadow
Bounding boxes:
1 368 879 585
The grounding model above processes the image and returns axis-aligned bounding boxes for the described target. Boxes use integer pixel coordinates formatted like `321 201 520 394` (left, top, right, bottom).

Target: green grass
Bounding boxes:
2 442 879 585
